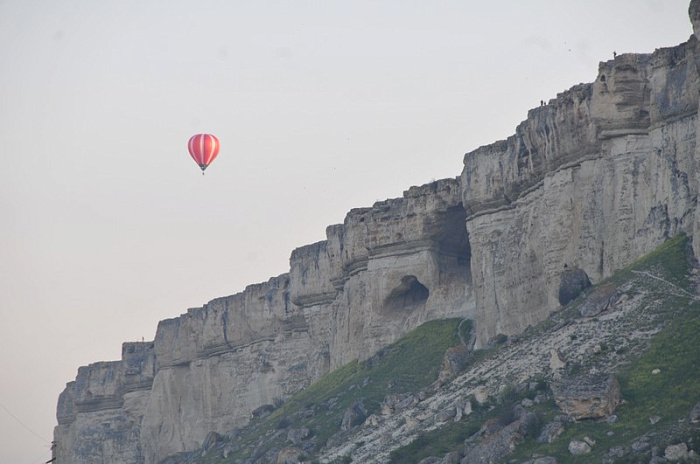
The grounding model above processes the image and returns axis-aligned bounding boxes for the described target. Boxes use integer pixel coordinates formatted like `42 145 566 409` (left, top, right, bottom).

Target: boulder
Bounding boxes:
463 399 473 416
568 440 591 455
440 451 463 463
341 398 367 430
418 458 442 464
473 386 489 405
552 374 621 419
439 345 472 382
690 402 700 423
558 268 591 305
537 417 566 444
578 283 619 318
381 393 417 415
460 420 523 464
664 443 689 461
286 428 310 444
549 349 566 377
521 458 558 464
276 446 308 464
251 404 276 420
201 431 222 453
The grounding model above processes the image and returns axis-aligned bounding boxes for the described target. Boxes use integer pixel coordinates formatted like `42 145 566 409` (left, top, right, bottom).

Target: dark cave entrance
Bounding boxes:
437 203 471 268
384 275 430 312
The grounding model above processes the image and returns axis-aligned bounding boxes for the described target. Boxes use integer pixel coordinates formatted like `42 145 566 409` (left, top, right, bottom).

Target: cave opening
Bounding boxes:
384 275 430 312
437 203 471 267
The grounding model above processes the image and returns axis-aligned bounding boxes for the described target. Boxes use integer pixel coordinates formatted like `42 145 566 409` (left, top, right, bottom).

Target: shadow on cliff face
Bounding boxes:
384 275 430 313
437 204 471 267
382 203 472 316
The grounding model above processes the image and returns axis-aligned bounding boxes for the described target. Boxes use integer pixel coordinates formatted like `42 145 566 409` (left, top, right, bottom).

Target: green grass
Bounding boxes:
601 234 691 289
614 309 700 435
208 318 464 463
507 235 700 463
387 419 482 464
388 379 553 463
197 235 700 464
513 306 700 463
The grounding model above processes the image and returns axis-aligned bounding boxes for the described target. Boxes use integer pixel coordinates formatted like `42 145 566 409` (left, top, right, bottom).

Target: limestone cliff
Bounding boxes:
55 5 700 462
464 37 700 345
55 342 155 463
55 178 473 464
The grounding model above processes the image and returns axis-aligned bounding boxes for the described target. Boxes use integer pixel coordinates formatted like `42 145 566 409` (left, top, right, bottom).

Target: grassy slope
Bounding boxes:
185 235 699 464
387 235 700 463
511 235 700 462
205 318 463 463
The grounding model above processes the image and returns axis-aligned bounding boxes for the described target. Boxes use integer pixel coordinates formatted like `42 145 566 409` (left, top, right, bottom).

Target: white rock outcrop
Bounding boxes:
463 40 700 345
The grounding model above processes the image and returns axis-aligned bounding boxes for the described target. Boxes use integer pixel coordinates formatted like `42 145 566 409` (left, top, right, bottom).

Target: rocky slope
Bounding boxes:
54 2 700 463
142 235 700 464
316 236 700 464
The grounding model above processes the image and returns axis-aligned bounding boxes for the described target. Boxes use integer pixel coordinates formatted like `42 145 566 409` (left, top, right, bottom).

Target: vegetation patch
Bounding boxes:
180 236 700 464
199 318 464 463
508 235 700 462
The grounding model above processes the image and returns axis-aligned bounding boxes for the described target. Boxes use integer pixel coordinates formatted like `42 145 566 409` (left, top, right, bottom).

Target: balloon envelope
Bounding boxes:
188 134 220 171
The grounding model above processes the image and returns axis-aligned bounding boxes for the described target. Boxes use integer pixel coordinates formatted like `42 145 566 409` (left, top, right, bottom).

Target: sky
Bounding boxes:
0 0 692 462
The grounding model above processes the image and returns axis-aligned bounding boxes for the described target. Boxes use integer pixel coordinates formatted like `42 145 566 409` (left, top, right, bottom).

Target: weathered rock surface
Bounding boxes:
461 417 527 464
341 399 368 430
464 37 700 345
537 416 568 444
439 345 472 383
53 342 154 464
568 439 592 455
520 458 558 464
552 374 621 420
275 446 308 464
690 402 700 423
578 283 620 317
665 442 690 461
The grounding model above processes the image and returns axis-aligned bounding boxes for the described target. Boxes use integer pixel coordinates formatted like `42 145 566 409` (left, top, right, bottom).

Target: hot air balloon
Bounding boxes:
188 134 220 174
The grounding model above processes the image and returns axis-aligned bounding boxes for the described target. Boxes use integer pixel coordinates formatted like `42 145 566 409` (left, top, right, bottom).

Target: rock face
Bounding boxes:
55 179 474 464
56 6 700 462
297 178 475 370
54 342 155 464
463 38 700 345
552 375 622 420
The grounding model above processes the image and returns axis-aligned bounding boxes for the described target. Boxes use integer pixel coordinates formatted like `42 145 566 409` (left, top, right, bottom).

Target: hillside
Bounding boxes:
158 235 700 463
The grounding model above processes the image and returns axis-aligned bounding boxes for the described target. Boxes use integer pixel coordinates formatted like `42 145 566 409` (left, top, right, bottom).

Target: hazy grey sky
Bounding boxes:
0 0 691 462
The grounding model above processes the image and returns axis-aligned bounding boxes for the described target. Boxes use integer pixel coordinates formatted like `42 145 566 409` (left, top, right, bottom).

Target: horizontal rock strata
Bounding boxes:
55 179 475 464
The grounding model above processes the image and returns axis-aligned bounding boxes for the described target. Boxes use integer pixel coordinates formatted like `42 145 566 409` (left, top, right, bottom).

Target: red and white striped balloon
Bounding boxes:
188 134 220 172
